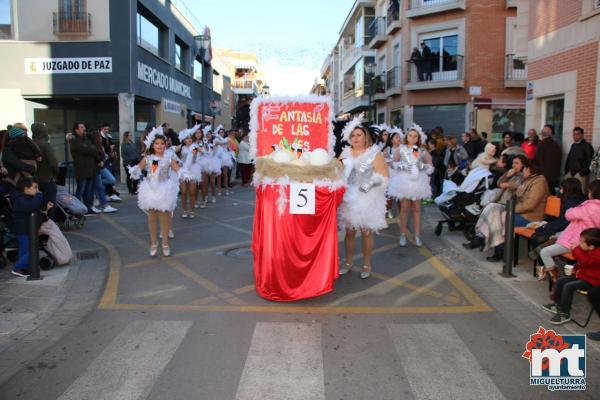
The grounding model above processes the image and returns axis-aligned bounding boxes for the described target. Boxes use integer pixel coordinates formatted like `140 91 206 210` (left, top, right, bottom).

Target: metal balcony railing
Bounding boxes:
505 54 527 80
373 74 386 94
386 67 401 90
368 16 386 39
409 0 458 10
387 0 400 25
53 12 91 34
407 54 464 83
233 79 255 89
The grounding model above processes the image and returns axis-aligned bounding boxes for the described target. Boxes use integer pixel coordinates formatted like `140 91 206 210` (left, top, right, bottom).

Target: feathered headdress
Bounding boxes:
178 124 200 142
341 112 365 142
408 123 427 143
390 125 404 139
202 124 212 135
143 126 164 149
215 124 224 134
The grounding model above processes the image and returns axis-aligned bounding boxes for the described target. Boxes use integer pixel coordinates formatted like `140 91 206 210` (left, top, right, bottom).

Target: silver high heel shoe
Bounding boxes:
360 265 371 279
339 262 353 275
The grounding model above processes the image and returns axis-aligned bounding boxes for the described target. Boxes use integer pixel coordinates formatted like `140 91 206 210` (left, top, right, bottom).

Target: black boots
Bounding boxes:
462 235 485 250
486 246 504 262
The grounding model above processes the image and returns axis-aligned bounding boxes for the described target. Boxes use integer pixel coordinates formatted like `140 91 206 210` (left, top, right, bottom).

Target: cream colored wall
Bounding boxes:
526 70 577 156
0 89 27 129
514 0 528 59
16 0 110 42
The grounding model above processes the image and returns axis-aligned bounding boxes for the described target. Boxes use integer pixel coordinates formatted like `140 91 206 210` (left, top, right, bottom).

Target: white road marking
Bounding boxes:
57 320 192 400
236 322 325 400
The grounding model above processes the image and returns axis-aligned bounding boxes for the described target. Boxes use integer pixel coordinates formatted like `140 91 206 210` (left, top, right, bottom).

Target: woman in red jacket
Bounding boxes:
542 228 600 324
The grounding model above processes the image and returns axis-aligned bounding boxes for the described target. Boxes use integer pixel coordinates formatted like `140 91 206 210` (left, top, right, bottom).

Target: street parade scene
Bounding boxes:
0 0 599 399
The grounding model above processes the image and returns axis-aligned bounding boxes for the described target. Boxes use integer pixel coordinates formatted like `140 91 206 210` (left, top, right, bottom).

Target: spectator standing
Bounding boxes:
237 134 253 186
498 131 514 154
120 131 140 195
31 123 58 220
535 124 562 195
2 124 41 185
443 137 468 171
9 177 52 277
564 127 594 192
469 129 485 157
420 42 432 81
409 47 424 81
521 129 539 159
70 122 98 214
90 130 117 213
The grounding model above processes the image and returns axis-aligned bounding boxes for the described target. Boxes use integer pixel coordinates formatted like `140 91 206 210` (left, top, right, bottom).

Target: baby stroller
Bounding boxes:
434 167 492 239
54 185 86 230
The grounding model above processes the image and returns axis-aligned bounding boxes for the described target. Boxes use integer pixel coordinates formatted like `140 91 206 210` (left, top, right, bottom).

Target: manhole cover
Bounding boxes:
224 247 253 259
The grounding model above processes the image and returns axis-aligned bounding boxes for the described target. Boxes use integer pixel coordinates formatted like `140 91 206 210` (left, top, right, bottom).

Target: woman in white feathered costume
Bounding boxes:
177 125 202 218
338 114 389 279
214 125 235 195
387 124 433 248
196 126 221 205
128 129 184 257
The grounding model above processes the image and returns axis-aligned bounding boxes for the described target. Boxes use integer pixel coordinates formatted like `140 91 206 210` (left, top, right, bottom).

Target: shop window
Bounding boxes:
544 98 564 143
492 109 525 138
0 0 11 38
137 11 165 59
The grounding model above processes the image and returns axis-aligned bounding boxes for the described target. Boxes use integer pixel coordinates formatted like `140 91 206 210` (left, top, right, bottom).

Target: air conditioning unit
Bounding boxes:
595 0 600 9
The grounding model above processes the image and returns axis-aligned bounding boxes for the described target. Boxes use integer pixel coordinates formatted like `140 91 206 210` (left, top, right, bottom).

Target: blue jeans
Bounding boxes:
94 172 108 206
514 213 530 227
15 234 29 270
75 178 94 211
100 167 116 186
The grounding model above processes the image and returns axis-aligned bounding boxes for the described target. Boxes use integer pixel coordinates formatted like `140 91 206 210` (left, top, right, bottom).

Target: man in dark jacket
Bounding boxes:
535 124 562 194
70 122 99 214
2 124 41 184
32 122 59 220
564 126 594 192
421 42 433 81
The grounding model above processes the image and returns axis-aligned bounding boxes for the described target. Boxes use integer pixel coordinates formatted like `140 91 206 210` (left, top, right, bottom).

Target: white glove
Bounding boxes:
359 174 385 193
128 165 142 180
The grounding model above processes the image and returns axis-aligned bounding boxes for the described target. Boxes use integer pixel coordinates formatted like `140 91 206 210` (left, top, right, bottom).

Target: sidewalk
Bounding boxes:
0 233 107 385
420 205 600 337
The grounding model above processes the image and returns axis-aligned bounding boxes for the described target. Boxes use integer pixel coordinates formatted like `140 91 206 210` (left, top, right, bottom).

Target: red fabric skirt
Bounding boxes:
252 184 345 301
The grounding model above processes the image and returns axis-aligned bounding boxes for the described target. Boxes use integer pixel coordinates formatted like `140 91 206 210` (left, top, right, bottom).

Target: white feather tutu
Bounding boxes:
200 155 222 175
187 163 203 182
387 170 431 201
219 151 235 169
137 176 179 212
338 176 388 232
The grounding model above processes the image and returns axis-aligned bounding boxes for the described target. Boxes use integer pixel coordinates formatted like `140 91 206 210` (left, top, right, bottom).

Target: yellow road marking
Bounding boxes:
99 303 490 314
69 232 121 308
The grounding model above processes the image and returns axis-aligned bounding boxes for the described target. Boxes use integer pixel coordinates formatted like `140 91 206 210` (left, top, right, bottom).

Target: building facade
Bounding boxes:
320 0 527 137
213 49 268 133
517 0 600 151
0 0 217 163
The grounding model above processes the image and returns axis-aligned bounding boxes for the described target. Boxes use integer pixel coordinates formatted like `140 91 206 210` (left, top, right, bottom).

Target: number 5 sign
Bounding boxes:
289 183 316 215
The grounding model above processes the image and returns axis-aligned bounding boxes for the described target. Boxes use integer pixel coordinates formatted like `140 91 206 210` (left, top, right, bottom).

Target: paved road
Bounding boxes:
0 186 598 399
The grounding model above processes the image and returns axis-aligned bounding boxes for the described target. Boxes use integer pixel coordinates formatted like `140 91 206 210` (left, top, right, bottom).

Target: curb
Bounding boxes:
0 247 108 385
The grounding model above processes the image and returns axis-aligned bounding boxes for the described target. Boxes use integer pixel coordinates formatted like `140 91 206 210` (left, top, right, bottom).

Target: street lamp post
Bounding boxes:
365 62 376 124
194 33 211 124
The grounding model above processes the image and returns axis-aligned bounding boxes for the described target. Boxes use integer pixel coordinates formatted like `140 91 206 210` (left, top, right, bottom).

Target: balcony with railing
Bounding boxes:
386 67 402 96
506 0 517 8
53 12 91 35
367 17 387 49
387 0 401 34
505 54 527 87
232 79 259 95
405 54 464 90
406 0 466 18
372 74 387 101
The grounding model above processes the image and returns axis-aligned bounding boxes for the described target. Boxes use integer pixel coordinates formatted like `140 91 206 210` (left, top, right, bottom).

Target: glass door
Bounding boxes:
422 33 458 80
544 97 564 144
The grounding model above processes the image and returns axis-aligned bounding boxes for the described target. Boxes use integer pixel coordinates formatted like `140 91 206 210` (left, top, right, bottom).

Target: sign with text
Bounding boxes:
289 183 316 215
137 61 191 99
25 57 112 74
253 98 332 158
